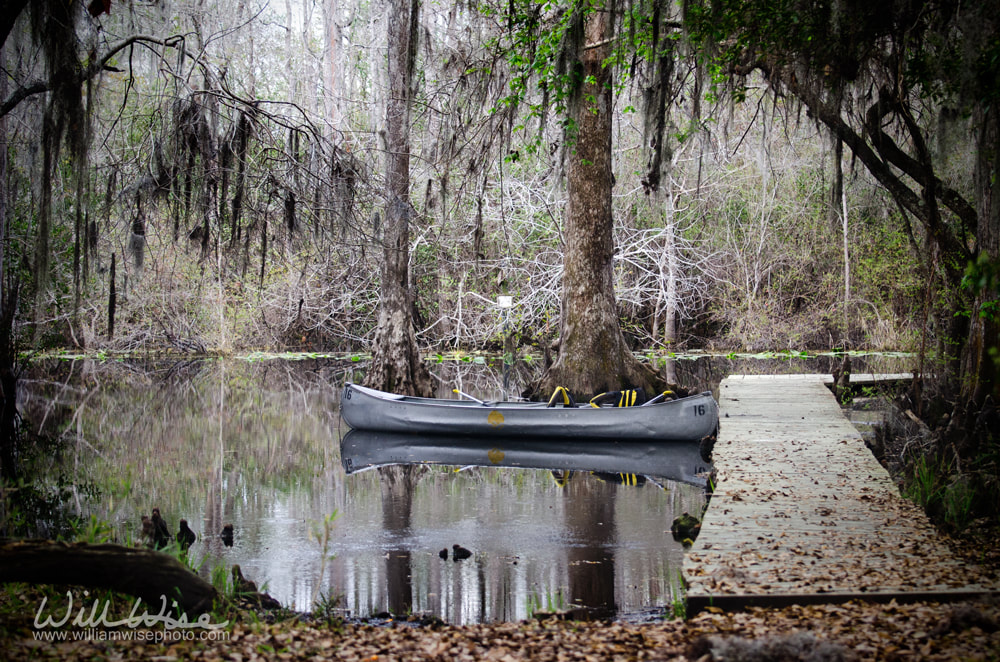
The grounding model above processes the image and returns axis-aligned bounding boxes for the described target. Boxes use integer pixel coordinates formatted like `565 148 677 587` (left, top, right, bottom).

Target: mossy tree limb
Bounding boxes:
0 539 218 615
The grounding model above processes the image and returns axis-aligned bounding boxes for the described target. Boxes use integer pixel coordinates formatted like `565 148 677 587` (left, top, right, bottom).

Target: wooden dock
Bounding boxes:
683 374 996 612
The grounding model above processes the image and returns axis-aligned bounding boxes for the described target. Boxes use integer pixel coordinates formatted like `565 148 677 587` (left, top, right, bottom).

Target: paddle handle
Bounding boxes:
453 388 485 405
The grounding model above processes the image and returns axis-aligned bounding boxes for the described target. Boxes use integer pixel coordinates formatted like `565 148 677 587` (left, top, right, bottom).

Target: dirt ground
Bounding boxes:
3 591 998 661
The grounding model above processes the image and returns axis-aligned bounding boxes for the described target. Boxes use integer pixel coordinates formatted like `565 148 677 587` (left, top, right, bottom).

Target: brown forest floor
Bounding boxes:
4 596 1000 661
3 526 998 662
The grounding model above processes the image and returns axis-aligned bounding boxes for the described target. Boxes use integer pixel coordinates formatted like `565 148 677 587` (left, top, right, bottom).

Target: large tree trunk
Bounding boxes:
32 107 56 343
324 0 347 132
654 182 679 350
364 0 431 397
537 2 657 399
0 47 18 481
964 102 1000 406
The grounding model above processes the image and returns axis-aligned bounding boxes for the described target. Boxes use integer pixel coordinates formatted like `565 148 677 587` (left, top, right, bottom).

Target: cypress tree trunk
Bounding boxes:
964 103 1000 405
107 252 116 341
32 108 56 342
73 156 84 333
364 0 431 397
537 2 657 399
661 193 678 348
230 111 249 248
0 50 18 480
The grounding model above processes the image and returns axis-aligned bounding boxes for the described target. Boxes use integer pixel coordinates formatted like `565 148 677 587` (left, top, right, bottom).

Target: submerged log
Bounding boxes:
0 539 217 614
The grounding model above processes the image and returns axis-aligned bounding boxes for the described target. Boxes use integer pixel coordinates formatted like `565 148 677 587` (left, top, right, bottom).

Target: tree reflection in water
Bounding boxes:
379 464 423 616
565 473 617 619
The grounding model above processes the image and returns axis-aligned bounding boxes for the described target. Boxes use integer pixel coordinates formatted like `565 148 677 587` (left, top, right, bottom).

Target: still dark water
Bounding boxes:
17 352 906 623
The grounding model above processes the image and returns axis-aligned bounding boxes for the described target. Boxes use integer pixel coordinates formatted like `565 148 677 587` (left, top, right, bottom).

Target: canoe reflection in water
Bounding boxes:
340 430 713 621
340 430 713 487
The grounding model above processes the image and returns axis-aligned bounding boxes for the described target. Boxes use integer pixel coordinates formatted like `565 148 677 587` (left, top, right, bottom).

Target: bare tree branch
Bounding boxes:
2 35 205 119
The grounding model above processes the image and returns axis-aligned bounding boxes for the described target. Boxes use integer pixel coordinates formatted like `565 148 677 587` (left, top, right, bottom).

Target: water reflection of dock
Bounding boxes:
684 374 996 612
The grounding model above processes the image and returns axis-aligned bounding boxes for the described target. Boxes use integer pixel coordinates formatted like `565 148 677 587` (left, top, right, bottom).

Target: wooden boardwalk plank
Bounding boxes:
683 374 996 612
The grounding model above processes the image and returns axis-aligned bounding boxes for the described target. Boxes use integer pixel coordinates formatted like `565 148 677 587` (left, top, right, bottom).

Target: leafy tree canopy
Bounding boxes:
685 0 999 108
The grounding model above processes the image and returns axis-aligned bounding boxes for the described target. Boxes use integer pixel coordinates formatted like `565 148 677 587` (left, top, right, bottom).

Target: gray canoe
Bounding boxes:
340 430 713 486
340 382 718 441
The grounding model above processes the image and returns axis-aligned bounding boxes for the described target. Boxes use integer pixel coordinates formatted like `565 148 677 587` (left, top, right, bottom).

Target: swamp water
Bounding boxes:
15 352 907 623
